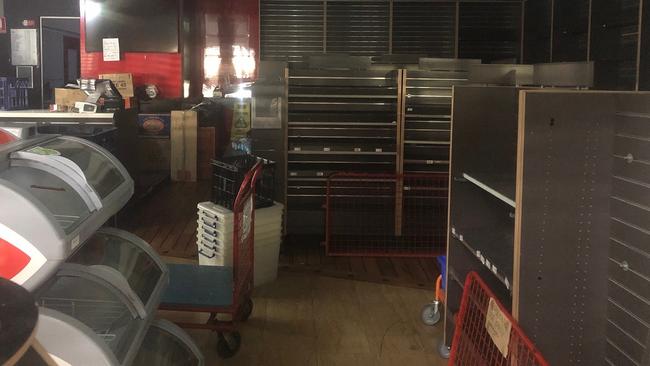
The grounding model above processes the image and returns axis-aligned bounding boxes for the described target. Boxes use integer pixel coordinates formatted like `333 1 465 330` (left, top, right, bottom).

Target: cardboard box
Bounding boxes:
137 114 171 137
99 73 134 97
171 110 197 182
54 88 87 109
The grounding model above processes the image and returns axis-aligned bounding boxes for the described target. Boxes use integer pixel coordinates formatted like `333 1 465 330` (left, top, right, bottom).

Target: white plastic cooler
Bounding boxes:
196 201 283 286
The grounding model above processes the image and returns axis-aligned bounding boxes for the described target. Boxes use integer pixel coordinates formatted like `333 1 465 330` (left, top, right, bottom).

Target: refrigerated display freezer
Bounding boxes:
0 132 203 366
0 134 133 291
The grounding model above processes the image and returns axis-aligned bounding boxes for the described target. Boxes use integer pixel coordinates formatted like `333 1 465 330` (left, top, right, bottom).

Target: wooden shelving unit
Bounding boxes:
445 86 650 365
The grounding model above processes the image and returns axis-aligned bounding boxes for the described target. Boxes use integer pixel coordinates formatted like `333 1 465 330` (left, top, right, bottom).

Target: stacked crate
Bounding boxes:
196 201 284 286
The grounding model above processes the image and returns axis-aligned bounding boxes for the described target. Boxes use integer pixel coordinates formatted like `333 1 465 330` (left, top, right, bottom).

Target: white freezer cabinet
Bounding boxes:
37 309 204 366
34 228 170 366
0 135 133 291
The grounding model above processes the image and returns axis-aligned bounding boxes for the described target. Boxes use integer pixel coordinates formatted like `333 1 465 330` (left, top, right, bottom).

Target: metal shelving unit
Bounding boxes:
286 67 401 235
401 60 478 175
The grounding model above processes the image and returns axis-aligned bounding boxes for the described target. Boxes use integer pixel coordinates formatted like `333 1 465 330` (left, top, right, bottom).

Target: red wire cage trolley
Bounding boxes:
449 272 549 366
159 162 263 358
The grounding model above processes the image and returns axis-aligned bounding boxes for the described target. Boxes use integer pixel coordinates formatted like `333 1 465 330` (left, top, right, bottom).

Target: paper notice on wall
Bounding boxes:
102 38 120 62
485 297 512 358
11 29 38 65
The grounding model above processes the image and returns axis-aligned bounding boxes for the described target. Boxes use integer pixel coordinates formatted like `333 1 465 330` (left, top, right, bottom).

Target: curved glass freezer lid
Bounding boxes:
67 228 168 309
11 136 126 199
36 307 119 366
35 264 149 365
134 319 204 366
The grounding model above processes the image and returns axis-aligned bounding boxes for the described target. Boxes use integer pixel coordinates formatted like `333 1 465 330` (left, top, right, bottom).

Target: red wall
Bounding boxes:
79 17 183 98
79 0 259 99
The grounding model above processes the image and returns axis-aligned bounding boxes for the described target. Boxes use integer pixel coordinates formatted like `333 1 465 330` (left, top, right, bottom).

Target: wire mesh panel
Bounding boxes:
325 172 447 257
449 272 549 366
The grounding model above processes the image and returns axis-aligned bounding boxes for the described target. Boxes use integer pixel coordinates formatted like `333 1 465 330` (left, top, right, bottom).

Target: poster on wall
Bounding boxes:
231 102 251 139
10 29 38 66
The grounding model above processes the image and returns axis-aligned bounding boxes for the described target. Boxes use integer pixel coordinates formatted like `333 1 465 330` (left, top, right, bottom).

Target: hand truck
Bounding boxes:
159 162 263 358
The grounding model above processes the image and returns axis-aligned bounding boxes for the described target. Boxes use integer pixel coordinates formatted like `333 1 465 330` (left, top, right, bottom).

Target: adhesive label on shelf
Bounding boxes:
504 277 510 290
293 147 301 151
485 259 491 269
451 227 457 236
354 147 361 152
323 147 331 152
426 160 434 165
290 172 298 176
375 148 383 152
491 264 497 274
317 172 324 177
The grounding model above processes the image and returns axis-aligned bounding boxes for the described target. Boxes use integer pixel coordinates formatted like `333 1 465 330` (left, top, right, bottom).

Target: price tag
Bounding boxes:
317 172 324 177
354 147 361 152
407 108 413 112
290 172 298 177
492 264 498 274
426 160 434 165
323 147 331 152
375 148 383 152
293 147 302 151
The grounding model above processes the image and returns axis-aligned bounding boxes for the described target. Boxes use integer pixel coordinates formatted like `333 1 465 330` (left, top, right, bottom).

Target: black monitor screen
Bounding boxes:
84 0 179 53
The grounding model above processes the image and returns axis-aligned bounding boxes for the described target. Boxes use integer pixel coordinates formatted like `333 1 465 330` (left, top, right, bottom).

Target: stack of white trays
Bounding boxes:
196 201 284 286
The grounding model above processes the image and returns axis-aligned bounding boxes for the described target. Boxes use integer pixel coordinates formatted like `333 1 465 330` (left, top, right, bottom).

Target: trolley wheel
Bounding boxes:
438 340 451 359
217 331 241 359
240 298 254 321
421 302 442 326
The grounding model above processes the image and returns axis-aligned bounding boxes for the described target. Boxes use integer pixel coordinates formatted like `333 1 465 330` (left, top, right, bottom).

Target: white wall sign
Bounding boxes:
102 38 120 62
11 29 38 66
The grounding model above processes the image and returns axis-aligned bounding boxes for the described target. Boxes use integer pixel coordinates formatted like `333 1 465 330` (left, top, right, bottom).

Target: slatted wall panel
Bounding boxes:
392 1 456 57
591 0 641 90
326 1 390 56
552 0 590 62
606 111 650 366
458 2 522 63
523 0 551 64
260 0 325 63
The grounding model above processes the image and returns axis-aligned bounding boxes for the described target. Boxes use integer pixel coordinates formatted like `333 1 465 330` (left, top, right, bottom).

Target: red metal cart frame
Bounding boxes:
449 272 549 366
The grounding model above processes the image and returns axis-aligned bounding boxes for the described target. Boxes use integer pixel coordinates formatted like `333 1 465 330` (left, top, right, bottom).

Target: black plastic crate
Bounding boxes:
0 77 28 111
211 154 275 210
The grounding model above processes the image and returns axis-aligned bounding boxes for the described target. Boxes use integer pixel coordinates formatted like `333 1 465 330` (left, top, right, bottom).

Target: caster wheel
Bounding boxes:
421 302 441 326
438 340 451 359
217 331 241 359
240 298 254 322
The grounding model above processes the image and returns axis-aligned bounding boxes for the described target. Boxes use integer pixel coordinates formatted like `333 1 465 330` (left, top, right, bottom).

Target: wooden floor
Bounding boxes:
122 181 447 364
120 180 441 289
159 270 447 366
